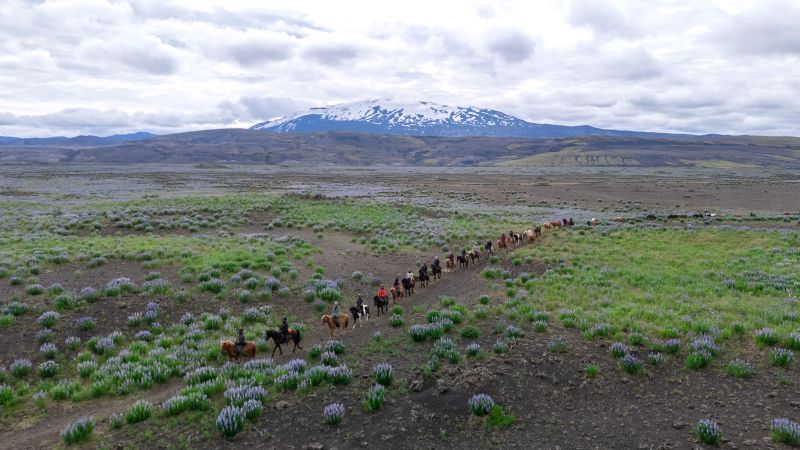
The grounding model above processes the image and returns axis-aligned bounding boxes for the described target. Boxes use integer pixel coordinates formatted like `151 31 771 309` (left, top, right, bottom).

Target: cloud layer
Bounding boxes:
1 0 799 137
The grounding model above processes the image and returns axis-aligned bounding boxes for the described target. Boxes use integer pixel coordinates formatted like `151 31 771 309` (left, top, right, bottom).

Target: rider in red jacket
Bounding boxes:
377 286 387 299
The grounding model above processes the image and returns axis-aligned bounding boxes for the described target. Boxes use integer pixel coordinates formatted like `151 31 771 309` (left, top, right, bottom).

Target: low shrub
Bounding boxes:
769 348 794 368
216 405 245 437
125 400 153 424
373 363 393 386
324 403 345 425
468 394 495 416
726 358 754 378
362 384 386 412
770 418 800 446
694 419 722 445
61 416 95 445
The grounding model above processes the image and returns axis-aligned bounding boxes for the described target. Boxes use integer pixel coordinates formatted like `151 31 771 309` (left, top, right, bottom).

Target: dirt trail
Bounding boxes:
0 378 182 450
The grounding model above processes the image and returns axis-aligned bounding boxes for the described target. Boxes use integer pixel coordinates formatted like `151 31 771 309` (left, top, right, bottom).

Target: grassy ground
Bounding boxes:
510 227 799 346
1 186 798 448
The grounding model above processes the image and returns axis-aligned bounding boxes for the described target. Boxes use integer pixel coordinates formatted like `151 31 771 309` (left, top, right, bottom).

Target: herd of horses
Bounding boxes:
222 216 595 362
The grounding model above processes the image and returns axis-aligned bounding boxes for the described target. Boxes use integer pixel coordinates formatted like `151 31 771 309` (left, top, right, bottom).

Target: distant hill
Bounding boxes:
1 128 799 168
251 99 696 139
0 132 157 147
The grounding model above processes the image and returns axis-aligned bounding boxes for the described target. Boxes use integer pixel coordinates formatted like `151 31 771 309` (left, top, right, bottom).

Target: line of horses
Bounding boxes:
223 216 592 362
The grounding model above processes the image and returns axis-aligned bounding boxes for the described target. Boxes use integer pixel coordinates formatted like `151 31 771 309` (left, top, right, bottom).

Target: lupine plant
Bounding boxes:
362 384 386 412
694 419 722 444
468 394 495 416
770 418 800 445
61 416 95 445
216 405 246 437
373 363 393 386
324 403 345 425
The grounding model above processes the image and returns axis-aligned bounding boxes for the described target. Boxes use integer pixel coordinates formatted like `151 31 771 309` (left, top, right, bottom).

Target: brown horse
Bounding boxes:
523 229 535 242
497 239 507 250
221 340 256 363
444 258 455 272
321 314 350 338
468 249 480 264
545 220 562 229
390 287 403 304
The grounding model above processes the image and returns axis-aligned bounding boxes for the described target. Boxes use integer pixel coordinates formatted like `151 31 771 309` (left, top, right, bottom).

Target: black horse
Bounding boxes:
431 260 442 280
457 254 469 268
373 295 389 316
418 267 430 287
265 329 303 357
401 277 414 296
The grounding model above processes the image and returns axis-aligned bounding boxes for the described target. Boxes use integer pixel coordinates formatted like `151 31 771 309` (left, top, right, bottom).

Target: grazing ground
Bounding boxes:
0 165 799 450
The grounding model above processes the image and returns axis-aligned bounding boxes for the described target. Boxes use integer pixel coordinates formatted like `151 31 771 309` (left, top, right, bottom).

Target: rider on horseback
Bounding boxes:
377 287 387 302
485 240 494 254
235 328 246 358
279 317 289 341
356 294 365 312
331 302 341 328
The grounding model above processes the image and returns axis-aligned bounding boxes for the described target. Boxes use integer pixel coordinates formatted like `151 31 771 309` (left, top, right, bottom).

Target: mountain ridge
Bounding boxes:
251 99 698 138
0 132 157 147
1 129 798 168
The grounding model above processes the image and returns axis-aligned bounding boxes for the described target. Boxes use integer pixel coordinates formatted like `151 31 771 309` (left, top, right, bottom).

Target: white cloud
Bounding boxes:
0 0 799 136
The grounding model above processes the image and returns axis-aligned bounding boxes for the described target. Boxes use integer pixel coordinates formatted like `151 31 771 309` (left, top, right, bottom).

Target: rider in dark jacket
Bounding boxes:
235 328 246 357
279 317 289 341
356 294 364 311
332 302 341 327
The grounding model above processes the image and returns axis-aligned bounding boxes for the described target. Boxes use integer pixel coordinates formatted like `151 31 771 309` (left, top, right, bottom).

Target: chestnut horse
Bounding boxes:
321 314 350 338
221 340 256 363
497 239 507 251
468 249 480 264
390 287 403 304
544 220 561 230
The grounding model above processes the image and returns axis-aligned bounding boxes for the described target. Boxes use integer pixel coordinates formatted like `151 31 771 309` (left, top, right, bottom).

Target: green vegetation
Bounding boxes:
511 228 800 343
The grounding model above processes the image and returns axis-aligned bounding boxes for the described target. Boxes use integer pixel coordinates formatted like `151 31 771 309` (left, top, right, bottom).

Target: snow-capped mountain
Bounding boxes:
250 99 686 138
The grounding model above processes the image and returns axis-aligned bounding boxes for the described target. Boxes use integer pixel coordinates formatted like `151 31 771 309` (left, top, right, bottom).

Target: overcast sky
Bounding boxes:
1 0 799 137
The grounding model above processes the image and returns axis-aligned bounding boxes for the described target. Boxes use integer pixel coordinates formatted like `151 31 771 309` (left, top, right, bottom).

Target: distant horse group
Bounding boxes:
223 215 594 362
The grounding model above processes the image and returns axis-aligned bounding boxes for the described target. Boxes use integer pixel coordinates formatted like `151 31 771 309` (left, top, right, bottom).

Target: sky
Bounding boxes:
1 0 799 137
